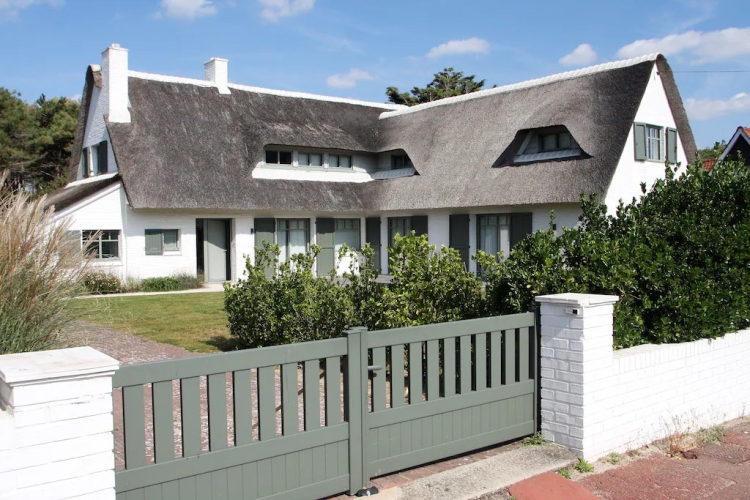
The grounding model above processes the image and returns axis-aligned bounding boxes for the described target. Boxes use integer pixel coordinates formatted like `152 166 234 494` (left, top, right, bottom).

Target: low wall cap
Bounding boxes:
0 347 119 385
535 293 619 307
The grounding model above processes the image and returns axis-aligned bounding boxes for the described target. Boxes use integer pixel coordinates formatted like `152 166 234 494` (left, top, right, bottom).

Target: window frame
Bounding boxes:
390 154 413 170
329 154 353 169
265 149 293 165
276 218 310 261
388 217 412 247
82 230 120 260
645 125 663 161
334 218 361 252
145 229 180 255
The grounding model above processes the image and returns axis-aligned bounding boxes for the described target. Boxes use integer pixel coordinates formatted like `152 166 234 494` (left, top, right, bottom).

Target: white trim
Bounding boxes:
128 70 403 110
379 54 660 119
719 127 750 161
514 149 582 163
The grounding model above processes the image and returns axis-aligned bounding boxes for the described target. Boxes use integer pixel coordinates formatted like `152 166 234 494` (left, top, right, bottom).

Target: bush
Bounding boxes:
0 171 90 354
84 271 203 294
83 271 124 294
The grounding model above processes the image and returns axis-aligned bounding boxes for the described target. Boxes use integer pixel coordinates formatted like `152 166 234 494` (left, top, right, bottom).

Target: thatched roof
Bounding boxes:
61 55 695 213
44 174 120 212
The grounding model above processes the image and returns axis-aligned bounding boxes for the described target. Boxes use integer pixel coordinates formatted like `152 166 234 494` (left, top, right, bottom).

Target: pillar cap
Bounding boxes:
0 347 119 385
535 293 619 307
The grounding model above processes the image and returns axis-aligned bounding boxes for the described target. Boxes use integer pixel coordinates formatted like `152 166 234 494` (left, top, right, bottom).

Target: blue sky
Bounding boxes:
1 0 748 148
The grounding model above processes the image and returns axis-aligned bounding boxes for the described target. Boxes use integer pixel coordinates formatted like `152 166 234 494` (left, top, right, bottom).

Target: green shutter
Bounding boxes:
316 218 335 276
365 217 381 273
449 214 470 270
634 123 647 160
81 148 89 178
145 230 163 255
254 218 276 279
666 128 678 164
412 215 428 237
510 213 533 249
98 141 108 173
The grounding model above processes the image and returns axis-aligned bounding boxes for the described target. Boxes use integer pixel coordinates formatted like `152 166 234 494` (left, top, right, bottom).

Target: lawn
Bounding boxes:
72 292 230 352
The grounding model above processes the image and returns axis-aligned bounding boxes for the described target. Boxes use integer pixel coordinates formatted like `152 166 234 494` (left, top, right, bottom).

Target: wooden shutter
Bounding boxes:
98 141 108 173
449 214 470 270
666 128 678 164
81 148 89 178
412 215 428 237
316 218 335 276
634 123 647 160
510 213 533 249
254 218 276 279
145 229 163 255
365 217 381 273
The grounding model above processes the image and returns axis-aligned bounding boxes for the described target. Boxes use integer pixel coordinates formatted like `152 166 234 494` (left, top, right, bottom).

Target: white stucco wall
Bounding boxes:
76 85 118 181
603 65 688 214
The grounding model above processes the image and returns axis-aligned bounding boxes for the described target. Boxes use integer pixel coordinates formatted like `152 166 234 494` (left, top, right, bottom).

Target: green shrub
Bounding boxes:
83 271 124 294
140 276 182 292
0 171 90 354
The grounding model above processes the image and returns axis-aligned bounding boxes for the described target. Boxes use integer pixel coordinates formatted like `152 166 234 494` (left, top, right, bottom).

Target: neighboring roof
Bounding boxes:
720 126 750 161
61 54 696 213
44 174 120 212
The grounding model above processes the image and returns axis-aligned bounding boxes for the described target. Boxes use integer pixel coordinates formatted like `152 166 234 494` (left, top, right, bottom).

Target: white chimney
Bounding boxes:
204 58 230 95
102 43 131 123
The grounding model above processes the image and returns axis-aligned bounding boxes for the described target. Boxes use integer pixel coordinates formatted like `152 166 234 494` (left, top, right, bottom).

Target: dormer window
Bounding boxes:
391 154 413 170
266 150 292 165
514 126 581 164
80 141 109 178
298 152 323 167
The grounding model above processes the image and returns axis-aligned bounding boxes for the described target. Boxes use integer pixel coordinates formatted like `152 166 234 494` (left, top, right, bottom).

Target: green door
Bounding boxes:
365 217 381 273
449 214 470 270
205 219 228 282
316 218 335 276
254 218 275 279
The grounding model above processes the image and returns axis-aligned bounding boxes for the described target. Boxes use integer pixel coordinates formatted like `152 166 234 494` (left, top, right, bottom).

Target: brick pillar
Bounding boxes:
535 293 618 459
0 347 119 499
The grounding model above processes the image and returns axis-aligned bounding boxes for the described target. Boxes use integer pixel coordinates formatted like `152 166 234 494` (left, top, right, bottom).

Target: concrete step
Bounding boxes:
509 472 602 500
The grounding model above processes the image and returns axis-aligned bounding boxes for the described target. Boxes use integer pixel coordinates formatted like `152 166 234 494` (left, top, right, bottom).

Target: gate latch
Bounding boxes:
367 365 383 372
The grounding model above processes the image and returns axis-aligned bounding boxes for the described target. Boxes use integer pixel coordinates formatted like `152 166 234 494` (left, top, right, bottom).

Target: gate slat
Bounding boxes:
427 340 439 401
324 357 340 425
282 363 299 435
391 344 404 408
459 336 471 394
122 385 147 469
304 360 320 430
475 333 487 391
444 338 455 398
409 343 422 404
519 327 530 382
232 369 253 446
490 331 502 388
152 381 175 463
207 373 228 451
180 377 202 457
258 366 276 440
372 347 386 411
504 330 516 385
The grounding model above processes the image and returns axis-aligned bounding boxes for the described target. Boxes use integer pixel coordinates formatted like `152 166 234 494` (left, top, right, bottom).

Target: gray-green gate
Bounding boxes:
113 313 537 499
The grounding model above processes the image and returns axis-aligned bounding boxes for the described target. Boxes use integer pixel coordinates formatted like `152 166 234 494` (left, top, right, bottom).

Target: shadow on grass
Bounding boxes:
204 335 242 352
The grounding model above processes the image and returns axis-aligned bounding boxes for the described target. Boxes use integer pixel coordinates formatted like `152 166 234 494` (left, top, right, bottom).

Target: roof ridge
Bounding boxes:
379 53 660 119
128 70 403 110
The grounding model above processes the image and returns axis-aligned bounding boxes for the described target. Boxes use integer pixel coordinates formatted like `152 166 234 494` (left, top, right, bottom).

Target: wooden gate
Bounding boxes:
113 313 537 499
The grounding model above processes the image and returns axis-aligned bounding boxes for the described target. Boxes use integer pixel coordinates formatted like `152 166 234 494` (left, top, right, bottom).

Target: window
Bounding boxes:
266 150 292 165
94 141 108 174
539 130 578 152
329 154 352 168
298 152 323 167
83 230 120 260
646 125 662 161
63 230 82 253
391 154 413 170
388 217 412 247
81 148 89 178
334 219 360 252
145 229 180 255
477 215 510 259
277 219 309 262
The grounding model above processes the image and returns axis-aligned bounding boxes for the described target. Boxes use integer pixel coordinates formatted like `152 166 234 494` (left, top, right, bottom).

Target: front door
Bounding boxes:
205 219 229 282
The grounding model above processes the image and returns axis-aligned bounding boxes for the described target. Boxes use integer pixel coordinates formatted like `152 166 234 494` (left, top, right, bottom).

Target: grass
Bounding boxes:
606 452 624 465
522 433 548 446
558 468 571 479
72 292 229 352
574 457 594 473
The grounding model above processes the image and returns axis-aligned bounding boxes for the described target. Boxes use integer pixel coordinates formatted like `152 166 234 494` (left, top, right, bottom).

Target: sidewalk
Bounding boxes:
75 282 225 299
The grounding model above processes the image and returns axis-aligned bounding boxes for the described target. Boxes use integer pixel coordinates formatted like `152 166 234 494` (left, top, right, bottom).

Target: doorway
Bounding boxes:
196 218 231 282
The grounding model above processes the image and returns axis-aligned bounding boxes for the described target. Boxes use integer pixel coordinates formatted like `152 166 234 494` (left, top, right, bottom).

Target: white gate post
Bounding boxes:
0 347 119 500
535 293 618 459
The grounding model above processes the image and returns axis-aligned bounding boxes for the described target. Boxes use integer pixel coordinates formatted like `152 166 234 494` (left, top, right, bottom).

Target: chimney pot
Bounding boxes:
204 58 230 95
102 44 130 123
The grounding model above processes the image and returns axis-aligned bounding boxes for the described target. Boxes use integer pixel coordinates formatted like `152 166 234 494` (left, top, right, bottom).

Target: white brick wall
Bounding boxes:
537 293 750 460
0 347 119 500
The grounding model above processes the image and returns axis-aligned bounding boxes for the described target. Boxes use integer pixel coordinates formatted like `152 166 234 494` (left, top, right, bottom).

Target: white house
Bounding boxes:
46 44 696 282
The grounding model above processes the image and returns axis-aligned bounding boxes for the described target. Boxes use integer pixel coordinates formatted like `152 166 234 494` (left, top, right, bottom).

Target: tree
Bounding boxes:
386 68 488 106
696 140 727 161
0 88 79 194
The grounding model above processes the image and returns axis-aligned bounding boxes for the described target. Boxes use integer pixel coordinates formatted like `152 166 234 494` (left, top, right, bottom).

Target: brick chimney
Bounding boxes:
102 43 130 123
204 58 230 94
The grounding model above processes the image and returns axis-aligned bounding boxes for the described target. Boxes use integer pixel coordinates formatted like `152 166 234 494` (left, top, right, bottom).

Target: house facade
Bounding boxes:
46 44 696 282
720 126 750 164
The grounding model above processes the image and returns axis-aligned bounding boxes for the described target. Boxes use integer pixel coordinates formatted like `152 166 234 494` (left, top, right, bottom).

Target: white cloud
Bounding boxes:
258 0 314 22
0 0 61 21
325 69 374 89
685 93 750 120
159 0 216 21
559 44 597 67
617 28 750 64
426 37 490 59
